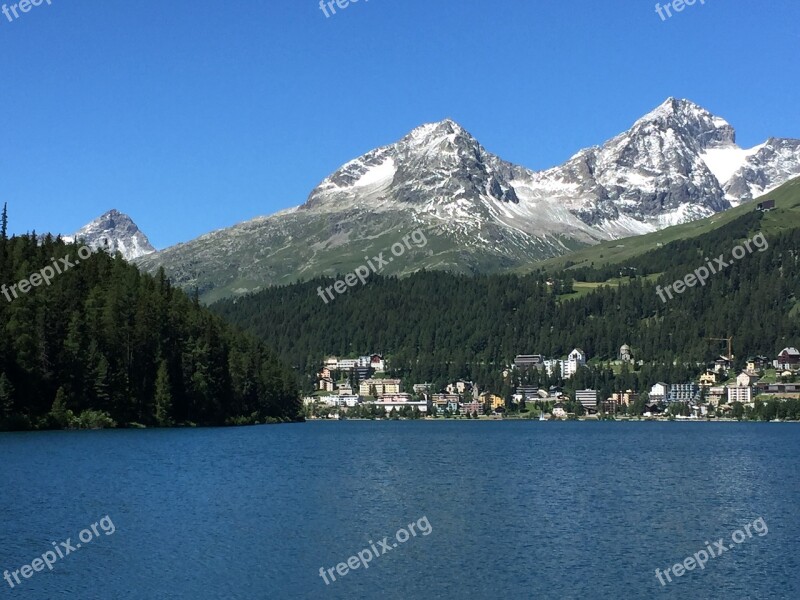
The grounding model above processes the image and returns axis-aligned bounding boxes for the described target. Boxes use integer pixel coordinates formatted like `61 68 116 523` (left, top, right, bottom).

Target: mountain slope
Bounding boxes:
67 209 155 260
539 176 800 272
138 99 800 302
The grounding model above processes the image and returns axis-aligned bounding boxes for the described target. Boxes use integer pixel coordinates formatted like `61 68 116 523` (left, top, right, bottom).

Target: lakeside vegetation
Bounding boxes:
0 209 301 432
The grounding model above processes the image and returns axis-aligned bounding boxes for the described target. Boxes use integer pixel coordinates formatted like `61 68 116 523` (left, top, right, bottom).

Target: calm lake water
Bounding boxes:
1 421 798 599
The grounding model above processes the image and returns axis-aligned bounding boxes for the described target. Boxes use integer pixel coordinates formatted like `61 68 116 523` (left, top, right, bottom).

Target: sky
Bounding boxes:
1 0 799 249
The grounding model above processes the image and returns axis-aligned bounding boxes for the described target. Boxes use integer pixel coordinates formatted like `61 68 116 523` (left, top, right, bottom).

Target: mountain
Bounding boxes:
66 209 155 260
138 99 800 302
539 176 800 273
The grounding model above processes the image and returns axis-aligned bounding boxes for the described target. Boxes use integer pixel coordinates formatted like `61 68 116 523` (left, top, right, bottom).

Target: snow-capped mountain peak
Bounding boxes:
137 98 800 301
67 209 155 260
633 97 736 150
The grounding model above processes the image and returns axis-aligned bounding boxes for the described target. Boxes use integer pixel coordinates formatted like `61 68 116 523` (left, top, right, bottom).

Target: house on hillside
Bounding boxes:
619 345 633 362
757 199 776 212
775 348 800 371
736 372 760 388
318 377 335 393
746 356 770 374
514 354 546 370
699 371 718 387
565 349 587 377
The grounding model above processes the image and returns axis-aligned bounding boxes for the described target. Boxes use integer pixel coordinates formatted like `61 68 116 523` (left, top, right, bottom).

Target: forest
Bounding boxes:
213 212 800 397
0 208 301 431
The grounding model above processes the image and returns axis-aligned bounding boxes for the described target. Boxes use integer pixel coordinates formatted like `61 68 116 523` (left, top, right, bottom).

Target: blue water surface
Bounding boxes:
1 421 797 599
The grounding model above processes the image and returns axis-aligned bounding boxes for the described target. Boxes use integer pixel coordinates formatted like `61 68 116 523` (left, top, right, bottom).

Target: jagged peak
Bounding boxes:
633 97 735 148
404 118 475 144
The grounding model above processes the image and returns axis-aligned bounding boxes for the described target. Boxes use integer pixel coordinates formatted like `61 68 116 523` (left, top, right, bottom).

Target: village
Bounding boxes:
303 346 800 421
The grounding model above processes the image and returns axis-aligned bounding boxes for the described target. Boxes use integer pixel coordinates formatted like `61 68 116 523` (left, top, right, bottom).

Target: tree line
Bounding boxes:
0 207 301 431
213 212 800 397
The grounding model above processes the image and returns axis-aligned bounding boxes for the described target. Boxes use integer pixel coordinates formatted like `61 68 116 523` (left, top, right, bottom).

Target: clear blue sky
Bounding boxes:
2 0 798 248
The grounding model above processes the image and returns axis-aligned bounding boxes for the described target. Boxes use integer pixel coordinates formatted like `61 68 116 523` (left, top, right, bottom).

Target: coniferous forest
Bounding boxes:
213 213 800 397
0 210 301 431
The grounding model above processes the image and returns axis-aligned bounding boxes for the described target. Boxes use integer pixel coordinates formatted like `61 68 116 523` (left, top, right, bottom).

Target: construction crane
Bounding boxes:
707 336 734 361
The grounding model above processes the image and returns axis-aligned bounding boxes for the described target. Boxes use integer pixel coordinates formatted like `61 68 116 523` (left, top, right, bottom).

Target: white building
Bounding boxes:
649 382 669 403
373 399 428 414
575 389 597 411
565 349 587 377
727 386 752 405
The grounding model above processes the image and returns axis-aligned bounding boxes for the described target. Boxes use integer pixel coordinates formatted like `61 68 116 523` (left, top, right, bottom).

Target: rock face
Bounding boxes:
67 210 155 260
136 98 800 302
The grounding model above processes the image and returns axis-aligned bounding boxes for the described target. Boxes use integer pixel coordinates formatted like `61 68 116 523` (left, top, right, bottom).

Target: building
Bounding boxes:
667 383 700 404
446 381 473 395
432 394 461 411
727 385 752 405
756 383 800 398
370 355 386 373
354 366 373 380
324 356 339 370
619 345 633 362
378 393 413 403
544 359 563 377
649 382 669 404
746 356 770 374
479 392 505 411
514 355 545 370
775 347 800 371
610 390 638 406
736 372 760 388
318 377 335 393
317 367 332 380
515 386 539 400
413 383 433 395
714 357 733 373
699 371 717 387
460 400 484 416
565 349 587 377
359 378 402 396
552 403 568 419
707 386 726 407
757 199 776 212
337 383 354 396
338 359 358 370
575 389 598 411
373 398 429 414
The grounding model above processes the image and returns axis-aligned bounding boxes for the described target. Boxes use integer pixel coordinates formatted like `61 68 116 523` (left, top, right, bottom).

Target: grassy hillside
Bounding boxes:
538 177 800 273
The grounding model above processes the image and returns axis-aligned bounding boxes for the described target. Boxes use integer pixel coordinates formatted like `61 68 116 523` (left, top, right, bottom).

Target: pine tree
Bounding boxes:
50 386 73 429
154 360 173 427
0 373 14 426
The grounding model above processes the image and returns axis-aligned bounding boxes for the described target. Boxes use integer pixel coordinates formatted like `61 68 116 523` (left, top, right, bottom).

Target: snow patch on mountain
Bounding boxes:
66 210 155 260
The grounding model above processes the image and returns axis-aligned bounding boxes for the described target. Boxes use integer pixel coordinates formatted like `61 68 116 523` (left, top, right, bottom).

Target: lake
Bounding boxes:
1 421 797 599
